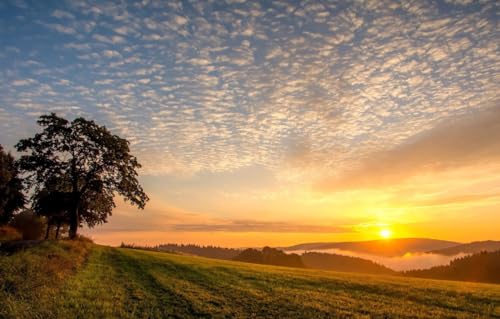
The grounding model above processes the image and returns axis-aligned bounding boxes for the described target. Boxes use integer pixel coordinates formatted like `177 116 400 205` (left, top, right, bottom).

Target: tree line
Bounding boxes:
0 113 148 241
403 250 500 284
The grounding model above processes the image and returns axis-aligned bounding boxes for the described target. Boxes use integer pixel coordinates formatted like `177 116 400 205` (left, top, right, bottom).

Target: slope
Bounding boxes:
1 242 500 318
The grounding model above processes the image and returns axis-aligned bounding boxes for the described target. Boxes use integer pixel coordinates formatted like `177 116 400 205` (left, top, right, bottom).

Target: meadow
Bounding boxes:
1 241 499 318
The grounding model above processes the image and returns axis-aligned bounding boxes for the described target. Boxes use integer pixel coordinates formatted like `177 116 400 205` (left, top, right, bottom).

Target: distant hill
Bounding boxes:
234 247 304 268
428 241 500 256
282 238 460 257
404 250 500 284
301 252 396 275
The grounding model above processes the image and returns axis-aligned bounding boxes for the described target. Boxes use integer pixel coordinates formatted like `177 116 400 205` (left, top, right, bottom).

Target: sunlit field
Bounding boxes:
1 241 499 318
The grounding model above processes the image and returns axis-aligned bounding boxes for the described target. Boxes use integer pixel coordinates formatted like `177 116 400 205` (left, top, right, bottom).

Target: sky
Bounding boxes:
0 0 499 247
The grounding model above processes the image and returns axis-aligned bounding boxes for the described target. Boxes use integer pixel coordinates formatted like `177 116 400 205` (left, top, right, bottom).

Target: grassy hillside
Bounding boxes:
1 241 500 318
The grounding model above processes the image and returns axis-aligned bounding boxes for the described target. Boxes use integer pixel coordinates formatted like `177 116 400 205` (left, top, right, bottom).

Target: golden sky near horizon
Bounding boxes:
1 0 499 247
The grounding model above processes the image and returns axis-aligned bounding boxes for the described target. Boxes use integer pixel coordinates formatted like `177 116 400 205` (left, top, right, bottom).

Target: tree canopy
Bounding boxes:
16 113 149 238
0 145 25 224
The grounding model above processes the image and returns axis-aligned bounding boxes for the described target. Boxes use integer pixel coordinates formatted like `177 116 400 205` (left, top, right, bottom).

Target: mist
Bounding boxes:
287 248 469 271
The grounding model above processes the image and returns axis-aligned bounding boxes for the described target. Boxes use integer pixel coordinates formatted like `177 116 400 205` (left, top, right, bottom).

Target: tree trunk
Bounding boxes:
68 208 78 239
45 220 51 240
68 201 79 239
55 223 61 239
70 164 80 240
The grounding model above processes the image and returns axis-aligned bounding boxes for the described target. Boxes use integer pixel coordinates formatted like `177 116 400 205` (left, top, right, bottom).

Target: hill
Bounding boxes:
429 241 500 256
301 252 396 275
282 238 460 257
404 250 500 284
1 241 499 318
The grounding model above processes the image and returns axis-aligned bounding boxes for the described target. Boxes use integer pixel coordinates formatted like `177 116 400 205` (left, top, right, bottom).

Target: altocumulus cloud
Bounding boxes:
0 0 498 180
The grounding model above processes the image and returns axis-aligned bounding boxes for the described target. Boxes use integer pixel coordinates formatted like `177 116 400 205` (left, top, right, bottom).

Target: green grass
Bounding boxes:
2 242 500 318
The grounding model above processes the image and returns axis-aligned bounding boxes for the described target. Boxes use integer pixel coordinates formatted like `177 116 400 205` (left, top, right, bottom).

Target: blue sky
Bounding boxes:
1 0 499 246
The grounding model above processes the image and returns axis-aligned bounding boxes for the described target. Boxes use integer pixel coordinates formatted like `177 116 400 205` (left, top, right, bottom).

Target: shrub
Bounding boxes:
9 210 46 240
0 226 22 242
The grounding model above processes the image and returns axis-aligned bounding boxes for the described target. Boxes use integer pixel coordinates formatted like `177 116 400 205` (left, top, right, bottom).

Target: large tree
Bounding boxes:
16 113 149 238
0 145 25 224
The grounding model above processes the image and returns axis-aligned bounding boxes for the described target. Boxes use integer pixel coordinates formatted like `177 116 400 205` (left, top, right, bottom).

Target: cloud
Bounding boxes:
172 220 349 233
1 0 499 179
173 15 188 26
52 9 75 20
92 34 126 44
114 26 132 35
102 50 122 58
188 58 211 66
64 43 91 50
12 79 36 86
43 23 76 35
318 105 500 191
407 192 500 208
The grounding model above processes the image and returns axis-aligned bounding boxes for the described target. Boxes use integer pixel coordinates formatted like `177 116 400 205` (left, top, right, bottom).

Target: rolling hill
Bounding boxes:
428 240 500 256
282 238 461 257
1 240 499 318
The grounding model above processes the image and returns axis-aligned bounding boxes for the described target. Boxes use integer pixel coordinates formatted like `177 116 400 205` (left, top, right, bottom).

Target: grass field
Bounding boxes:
1 242 499 318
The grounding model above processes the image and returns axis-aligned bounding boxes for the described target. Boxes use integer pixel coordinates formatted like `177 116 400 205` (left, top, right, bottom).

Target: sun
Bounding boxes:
380 229 392 239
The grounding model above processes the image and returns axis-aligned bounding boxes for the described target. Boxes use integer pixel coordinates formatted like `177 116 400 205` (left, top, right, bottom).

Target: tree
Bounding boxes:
0 145 25 225
33 190 71 239
16 113 149 239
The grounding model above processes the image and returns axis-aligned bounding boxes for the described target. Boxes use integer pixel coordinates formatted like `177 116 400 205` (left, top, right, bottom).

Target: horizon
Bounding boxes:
85 233 489 249
2 0 500 247
91 236 467 248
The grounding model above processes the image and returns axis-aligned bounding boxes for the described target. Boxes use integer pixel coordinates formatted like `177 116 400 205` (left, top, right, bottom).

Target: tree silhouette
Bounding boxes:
9 209 45 240
404 250 500 284
234 247 304 268
0 145 25 225
16 113 149 238
33 190 71 239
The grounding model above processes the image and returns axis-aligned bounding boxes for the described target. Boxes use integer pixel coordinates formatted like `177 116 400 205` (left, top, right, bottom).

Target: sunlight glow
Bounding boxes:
380 229 392 239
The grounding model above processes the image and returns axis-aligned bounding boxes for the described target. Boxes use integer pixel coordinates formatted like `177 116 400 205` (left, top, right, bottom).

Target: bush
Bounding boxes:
9 210 46 240
0 226 22 242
